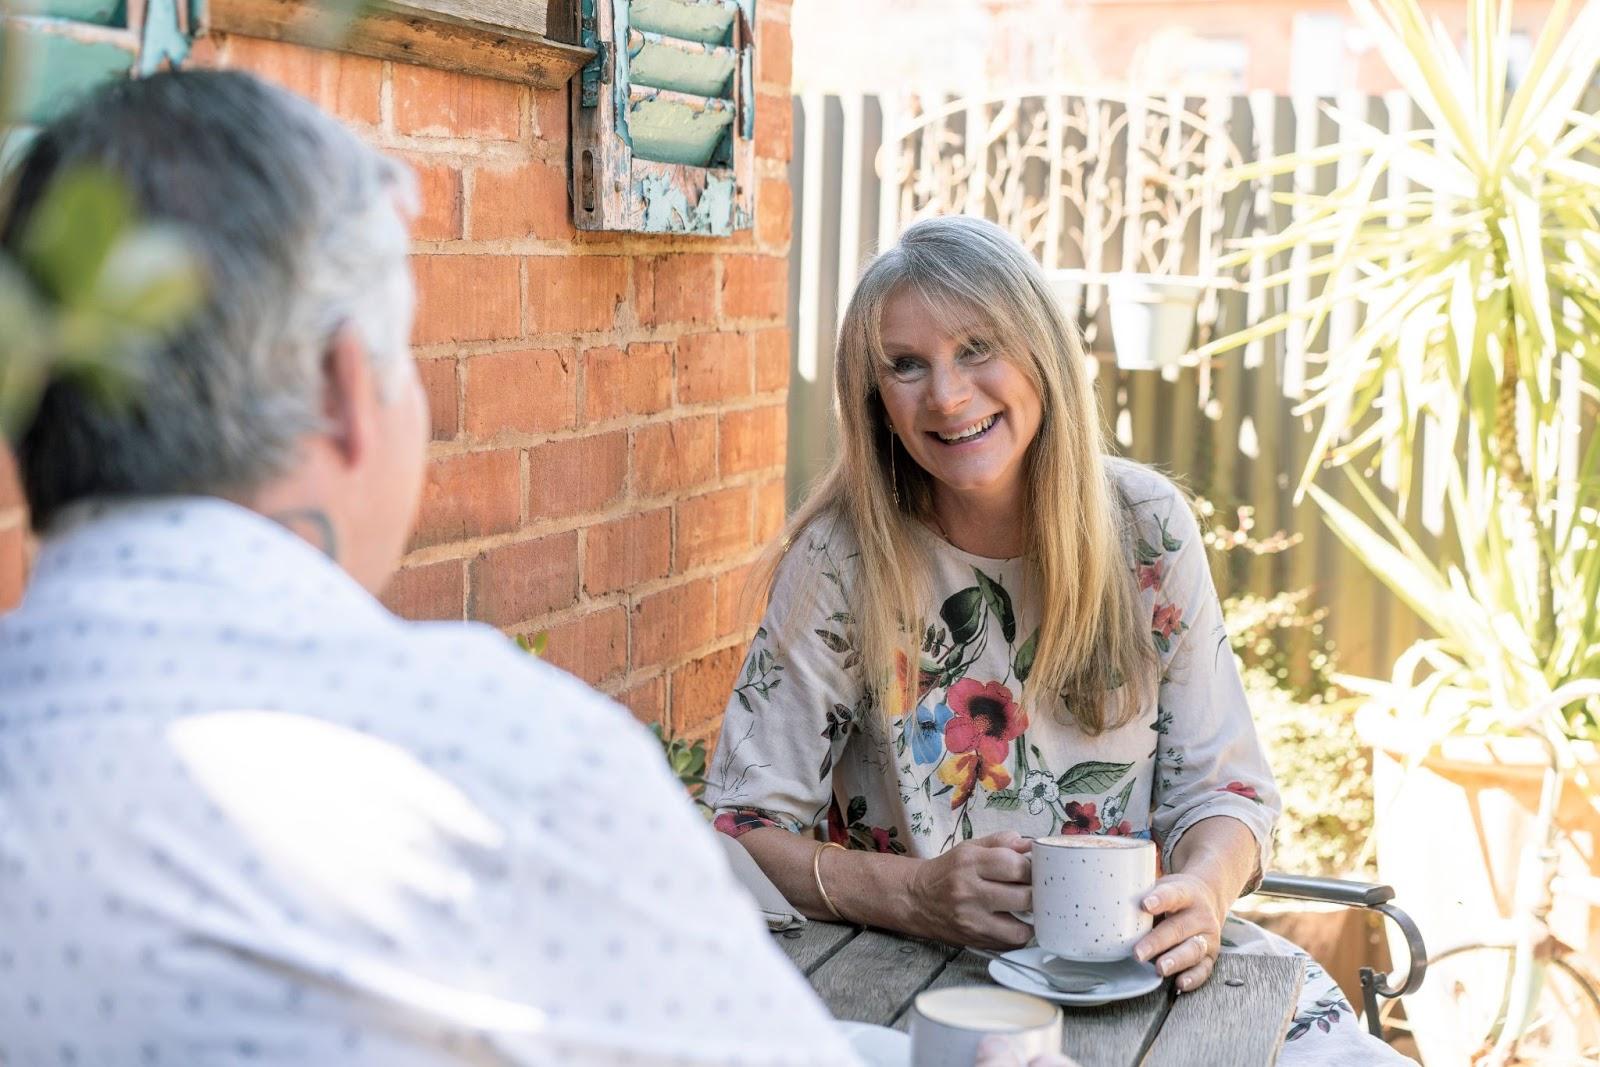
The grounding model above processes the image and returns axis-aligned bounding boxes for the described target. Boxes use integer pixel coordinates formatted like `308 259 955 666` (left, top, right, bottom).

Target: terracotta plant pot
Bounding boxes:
1357 706 1600 1065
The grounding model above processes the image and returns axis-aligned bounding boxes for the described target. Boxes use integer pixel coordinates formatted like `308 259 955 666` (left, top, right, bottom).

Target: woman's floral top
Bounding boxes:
707 465 1280 880
703 469 1413 1064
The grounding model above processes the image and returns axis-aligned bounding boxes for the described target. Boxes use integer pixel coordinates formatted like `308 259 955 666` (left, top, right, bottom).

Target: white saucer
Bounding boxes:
986 947 1164 1007
836 1020 910 1067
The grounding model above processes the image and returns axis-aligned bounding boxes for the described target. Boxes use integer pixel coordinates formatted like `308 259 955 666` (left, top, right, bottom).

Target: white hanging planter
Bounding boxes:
1044 268 1088 326
1105 274 1207 372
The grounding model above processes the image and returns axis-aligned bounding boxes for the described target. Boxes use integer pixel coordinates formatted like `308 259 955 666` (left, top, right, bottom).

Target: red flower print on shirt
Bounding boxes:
1137 559 1165 591
1218 781 1262 803
936 679 1027 809
1059 801 1103 834
714 808 781 839
943 679 1027 765
1152 602 1184 640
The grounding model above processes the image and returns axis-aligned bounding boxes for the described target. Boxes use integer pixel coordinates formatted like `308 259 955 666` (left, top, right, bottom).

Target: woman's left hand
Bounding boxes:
1132 871 1227 993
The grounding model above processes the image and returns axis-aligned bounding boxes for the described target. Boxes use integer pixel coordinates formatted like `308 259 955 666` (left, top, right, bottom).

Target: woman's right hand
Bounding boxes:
905 830 1034 948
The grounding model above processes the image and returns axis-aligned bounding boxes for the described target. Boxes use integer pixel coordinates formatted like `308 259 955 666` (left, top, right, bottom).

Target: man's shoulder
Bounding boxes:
395 620 624 716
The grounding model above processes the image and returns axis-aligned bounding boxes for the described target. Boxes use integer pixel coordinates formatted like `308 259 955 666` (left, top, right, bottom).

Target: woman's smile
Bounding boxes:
930 413 1000 445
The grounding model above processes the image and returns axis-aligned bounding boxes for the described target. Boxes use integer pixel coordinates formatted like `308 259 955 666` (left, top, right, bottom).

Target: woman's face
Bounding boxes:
875 287 1044 510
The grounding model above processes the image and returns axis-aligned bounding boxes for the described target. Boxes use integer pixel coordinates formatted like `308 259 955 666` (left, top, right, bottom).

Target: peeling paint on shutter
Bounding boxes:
2 0 201 129
571 0 756 235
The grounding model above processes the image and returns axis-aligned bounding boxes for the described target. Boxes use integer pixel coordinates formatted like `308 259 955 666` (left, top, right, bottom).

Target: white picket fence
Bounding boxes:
782 87 1495 684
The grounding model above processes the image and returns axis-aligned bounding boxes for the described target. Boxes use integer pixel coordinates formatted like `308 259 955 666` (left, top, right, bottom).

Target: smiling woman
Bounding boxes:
703 216 1412 1065
876 292 1042 559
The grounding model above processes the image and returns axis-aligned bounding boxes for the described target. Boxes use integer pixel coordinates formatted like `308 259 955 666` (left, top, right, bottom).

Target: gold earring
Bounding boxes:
887 427 901 509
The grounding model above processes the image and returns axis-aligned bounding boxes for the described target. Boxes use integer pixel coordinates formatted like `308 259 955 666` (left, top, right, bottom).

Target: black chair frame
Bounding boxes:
1256 873 1428 1039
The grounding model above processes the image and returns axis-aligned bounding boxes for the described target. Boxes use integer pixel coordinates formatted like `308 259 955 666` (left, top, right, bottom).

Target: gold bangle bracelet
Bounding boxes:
813 841 846 921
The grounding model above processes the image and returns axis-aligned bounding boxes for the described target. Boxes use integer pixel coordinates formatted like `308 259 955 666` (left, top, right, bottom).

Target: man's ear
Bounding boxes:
323 324 378 468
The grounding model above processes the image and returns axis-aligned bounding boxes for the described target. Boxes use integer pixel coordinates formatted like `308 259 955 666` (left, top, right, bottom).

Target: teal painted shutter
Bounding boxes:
572 0 756 235
2 0 200 128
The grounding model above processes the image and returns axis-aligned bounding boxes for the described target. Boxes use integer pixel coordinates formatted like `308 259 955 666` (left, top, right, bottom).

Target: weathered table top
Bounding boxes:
773 922 1304 1067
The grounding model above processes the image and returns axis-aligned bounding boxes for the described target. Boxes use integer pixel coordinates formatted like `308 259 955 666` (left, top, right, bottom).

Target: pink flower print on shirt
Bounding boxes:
1218 781 1263 803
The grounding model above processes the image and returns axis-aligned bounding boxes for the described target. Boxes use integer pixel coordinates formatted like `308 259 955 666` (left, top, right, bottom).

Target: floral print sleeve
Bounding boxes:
1137 480 1281 887
706 523 865 840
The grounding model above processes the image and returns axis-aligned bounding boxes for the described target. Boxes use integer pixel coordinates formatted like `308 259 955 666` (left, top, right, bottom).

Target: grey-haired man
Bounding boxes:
0 70 859 1065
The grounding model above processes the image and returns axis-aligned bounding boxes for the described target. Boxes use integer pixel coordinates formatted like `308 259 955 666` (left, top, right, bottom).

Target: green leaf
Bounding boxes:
940 586 986 646
847 795 868 825
1013 629 1038 684
1307 479 1455 639
18 168 133 305
959 810 974 840
814 629 851 654
1106 777 1136 823
986 789 1022 811
974 568 1016 643
737 691 753 714
1056 760 1135 795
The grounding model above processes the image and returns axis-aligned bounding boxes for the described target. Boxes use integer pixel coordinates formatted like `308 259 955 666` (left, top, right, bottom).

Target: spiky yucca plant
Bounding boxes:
1197 0 1600 743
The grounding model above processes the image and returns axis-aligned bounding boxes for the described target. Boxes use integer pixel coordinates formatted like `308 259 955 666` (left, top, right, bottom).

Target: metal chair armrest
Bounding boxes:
1257 872 1396 908
1254 871 1428 1039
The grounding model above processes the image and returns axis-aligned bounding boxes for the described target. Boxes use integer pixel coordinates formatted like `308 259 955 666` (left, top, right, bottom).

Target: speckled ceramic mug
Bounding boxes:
909 986 1063 1067
1021 835 1156 962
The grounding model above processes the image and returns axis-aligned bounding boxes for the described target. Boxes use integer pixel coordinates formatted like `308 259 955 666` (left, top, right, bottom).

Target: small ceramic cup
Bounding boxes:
908 985 1063 1067
1016 834 1157 962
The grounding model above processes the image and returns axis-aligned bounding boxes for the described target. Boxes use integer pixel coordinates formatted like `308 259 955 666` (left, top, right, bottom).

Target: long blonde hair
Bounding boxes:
773 215 1154 734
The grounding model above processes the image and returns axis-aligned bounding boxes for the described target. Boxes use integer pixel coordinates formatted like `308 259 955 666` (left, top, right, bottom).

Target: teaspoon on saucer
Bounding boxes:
967 948 1107 993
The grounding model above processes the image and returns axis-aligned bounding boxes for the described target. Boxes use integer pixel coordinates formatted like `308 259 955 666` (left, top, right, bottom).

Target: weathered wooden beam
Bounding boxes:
207 0 592 89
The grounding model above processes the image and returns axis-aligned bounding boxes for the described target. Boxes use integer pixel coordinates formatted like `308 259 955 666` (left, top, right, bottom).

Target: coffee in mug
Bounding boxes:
1019 834 1157 962
908 986 1063 1067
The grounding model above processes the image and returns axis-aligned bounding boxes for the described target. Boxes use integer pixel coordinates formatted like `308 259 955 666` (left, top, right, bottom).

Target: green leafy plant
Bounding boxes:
1201 497 1374 876
649 723 712 812
0 168 202 438
1 14 203 443
1197 0 1600 744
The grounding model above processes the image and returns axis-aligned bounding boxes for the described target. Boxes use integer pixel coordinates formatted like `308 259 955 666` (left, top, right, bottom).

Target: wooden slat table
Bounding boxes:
773 922 1305 1066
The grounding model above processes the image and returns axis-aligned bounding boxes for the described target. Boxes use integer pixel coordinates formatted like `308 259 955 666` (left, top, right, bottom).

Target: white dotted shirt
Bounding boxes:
0 497 858 1066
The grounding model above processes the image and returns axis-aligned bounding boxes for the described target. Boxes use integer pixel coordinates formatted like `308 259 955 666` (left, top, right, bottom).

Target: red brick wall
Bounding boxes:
0 8 794 747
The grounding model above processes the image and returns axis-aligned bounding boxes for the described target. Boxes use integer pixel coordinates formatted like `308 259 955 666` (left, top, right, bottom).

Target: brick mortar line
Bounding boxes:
423 397 791 451
609 629 757 686
376 133 545 155
379 61 395 133
486 603 764 680
407 245 790 259
399 476 784 568
402 539 770 603
410 323 790 356
410 321 790 358
384 142 567 168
